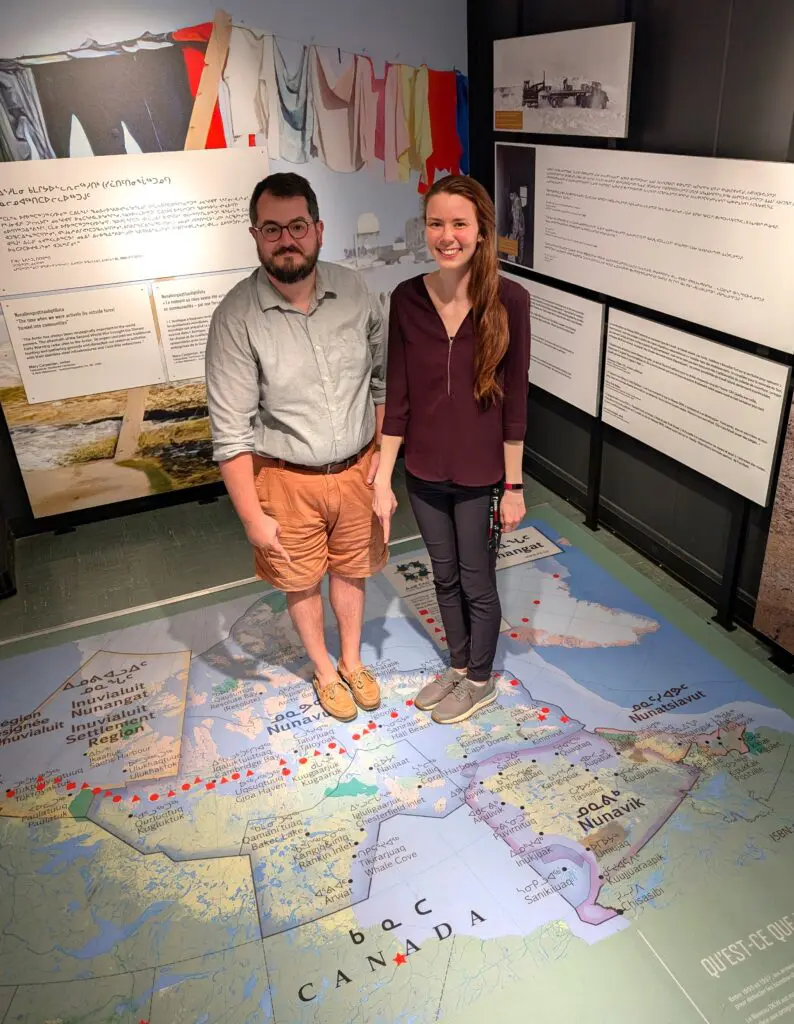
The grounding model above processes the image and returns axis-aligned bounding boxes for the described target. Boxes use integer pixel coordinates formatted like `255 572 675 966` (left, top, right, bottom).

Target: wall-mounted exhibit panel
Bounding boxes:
0 147 268 298
1 285 165 404
494 22 634 137
503 272 604 416
603 310 789 505
495 142 794 351
152 269 254 383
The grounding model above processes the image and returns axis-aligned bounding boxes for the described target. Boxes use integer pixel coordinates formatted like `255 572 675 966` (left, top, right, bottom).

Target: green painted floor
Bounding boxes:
0 465 789 696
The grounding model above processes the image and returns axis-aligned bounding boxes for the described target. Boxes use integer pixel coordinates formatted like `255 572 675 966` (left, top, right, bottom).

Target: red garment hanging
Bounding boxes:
173 22 226 148
419 68 461 193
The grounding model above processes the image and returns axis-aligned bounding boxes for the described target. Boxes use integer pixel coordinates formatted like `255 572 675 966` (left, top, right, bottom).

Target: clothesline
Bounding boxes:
0 20 469 191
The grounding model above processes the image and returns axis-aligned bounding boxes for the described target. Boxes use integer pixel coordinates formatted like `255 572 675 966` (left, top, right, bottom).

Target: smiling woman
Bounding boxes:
373 174 532 725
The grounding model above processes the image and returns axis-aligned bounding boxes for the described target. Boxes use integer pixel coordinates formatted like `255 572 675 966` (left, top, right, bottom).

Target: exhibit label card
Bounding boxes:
0 147 269 297
2 284 165 403
503 271 604 416
152 269 254 382
603 310 789 505
495 142 794 351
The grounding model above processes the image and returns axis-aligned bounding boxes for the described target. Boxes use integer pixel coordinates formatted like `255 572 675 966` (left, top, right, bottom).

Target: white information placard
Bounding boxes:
503 271 604 415
2 284 165 403
152 269 254 382
495 142 794 351
603 310 789 505
0 147 268 297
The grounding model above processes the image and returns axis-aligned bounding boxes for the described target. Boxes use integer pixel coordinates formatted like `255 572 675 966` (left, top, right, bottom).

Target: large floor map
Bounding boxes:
2 512 794 1023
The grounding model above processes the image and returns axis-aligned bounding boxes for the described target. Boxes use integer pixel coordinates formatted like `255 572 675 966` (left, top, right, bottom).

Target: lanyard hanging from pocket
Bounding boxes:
488 484 503 554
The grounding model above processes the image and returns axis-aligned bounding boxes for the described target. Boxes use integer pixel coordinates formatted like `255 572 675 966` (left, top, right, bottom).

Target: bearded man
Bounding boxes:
205 173 387 722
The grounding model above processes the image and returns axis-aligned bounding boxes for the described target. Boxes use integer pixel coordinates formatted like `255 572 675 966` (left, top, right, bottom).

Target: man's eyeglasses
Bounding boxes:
255 218 313 242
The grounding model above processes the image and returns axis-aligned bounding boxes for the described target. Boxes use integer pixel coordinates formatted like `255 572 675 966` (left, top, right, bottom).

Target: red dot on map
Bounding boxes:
510 681 519 687
36 775 43 782
441 636 446 642
533 600 541 605
406 700 414 707
279 759 286 766
314 750 321 757
419 609 428 615
561 716 570 723
113 795 122 803
510 633 518 639
390 711 399 719
542 708 550 713
91 787 102 795
426 618 435 624
553 573 560 579
352 733 361 741
36 783 46 792
231 772 240 780
522 618 529 623
149 793 159 802
368 722 377 729
66 782 76 791
206 782 216 790
54 776 62 784
5 789 15 799
104 791 112 798
339 748 346 754
328 742 337 749
299 758 307 765
282 768 291 777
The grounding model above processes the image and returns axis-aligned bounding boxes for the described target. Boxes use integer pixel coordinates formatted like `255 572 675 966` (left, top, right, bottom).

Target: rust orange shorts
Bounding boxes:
252 444 388 592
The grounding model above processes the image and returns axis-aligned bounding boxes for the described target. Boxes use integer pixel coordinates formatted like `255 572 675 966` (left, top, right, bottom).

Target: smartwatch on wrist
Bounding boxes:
504 482 523 491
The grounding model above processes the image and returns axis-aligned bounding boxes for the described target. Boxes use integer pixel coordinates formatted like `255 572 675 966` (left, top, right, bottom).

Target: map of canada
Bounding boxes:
1 520 793 1024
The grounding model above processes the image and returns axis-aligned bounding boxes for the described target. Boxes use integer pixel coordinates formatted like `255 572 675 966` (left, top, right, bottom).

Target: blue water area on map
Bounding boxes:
0 644 84 715
497 520 774 714
64 902 171 958
38 833 101 874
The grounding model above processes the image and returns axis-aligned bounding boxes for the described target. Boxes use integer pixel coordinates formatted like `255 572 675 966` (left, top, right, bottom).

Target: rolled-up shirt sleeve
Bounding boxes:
368 289 386 406
205 305 260 463
502 287 531 442
382 289 410 436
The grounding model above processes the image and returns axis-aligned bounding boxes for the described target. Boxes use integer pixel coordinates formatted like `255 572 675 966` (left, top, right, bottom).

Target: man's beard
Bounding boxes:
261 244 320 284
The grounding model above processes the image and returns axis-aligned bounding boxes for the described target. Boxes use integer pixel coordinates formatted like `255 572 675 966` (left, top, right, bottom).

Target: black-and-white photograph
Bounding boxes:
493 22 635 137
495 142 535 270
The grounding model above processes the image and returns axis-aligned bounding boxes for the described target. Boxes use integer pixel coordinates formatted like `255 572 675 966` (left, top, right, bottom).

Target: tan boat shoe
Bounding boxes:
337 661 381 711
312 672 358 722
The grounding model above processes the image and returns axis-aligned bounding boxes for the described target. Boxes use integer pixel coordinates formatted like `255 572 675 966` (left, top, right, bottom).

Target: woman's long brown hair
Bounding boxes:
423 174 509 404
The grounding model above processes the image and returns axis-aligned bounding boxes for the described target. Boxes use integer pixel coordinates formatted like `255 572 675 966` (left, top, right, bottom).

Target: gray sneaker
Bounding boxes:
431 676 497 725
415 667 466 711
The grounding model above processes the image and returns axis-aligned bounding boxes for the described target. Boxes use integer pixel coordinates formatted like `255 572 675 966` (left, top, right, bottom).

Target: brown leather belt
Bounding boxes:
256 441 371 475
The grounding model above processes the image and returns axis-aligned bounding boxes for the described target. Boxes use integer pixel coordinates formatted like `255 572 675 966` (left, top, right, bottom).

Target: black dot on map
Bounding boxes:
586 847 591 851
617 909 625 916
128 814 133 819
599 875 604 880
418 785 422 789
360 828 365 833
501 802 506 806
305 832 310 837
463 754 468 758
539 832 544 837
520 806 525 810
293 751 297 754
562 868 567 872
498 772 503 776
584 769 590 773
354 842 359 846
369 767 373 770
532 760 536 764
554 753 559 757
348 879 353 884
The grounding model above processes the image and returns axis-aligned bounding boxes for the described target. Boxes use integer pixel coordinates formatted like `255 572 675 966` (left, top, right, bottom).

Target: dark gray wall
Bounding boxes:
469 0 794 622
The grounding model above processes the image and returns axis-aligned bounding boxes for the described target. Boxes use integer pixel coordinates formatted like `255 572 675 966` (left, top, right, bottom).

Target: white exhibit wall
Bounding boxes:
503 271 604 416
603 310 790 505
496 142 794 351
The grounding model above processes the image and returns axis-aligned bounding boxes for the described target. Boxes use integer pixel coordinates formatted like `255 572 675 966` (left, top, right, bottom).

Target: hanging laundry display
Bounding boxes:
172 24 228 150
456 69 469 174
420 67 462 193
222 26 280 157
273 38 314 164
398 64 432 183
381 62 410 183
0 60 55 161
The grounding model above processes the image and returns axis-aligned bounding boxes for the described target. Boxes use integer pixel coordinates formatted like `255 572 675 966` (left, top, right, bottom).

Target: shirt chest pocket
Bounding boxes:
325 328 370 379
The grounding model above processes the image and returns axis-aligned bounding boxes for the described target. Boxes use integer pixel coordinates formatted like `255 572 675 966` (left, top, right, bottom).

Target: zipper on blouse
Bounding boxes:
447 335 454 396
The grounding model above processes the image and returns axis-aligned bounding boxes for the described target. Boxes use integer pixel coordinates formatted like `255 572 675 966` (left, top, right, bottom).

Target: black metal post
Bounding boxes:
713 494 751 631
